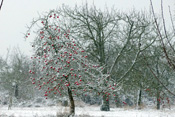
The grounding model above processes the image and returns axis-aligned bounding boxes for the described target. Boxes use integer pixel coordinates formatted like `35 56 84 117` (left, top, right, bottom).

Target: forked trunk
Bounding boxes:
68 87 75 116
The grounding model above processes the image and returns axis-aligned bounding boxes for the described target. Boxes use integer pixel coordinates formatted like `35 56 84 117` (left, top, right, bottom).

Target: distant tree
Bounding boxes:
107 10 158 108
0 56 8 84
0 48 31 100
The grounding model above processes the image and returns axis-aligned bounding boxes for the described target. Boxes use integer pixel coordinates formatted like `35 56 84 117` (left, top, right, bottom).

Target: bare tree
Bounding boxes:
0 47 31 101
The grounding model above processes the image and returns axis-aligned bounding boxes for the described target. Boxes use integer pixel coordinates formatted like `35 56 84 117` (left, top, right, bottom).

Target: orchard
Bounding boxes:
26 10 117 116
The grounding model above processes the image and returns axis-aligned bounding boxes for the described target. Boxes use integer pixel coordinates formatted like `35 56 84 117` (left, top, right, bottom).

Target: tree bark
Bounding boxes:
68 87 75 115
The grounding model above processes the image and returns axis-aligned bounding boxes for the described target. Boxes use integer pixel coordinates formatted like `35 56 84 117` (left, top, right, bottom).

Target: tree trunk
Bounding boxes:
156 56 160 110
68 87 75 115
156 90 160 110
100 94 110 111
115 94 121 107
138 89 142 109
100 70 110 111
15 84 18 98
8 95 12 110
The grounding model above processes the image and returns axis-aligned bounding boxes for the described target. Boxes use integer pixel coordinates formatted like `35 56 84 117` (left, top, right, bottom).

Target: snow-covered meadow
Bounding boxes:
1 105 175 117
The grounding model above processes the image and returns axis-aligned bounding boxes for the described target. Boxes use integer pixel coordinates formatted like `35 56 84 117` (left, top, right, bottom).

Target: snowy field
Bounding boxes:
0 105 175 117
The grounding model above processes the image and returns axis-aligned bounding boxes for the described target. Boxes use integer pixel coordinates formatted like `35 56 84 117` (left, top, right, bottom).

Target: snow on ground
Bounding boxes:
1 105 175 117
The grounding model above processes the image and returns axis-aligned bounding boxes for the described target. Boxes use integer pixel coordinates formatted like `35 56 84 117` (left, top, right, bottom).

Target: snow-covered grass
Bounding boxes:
1 105 175 117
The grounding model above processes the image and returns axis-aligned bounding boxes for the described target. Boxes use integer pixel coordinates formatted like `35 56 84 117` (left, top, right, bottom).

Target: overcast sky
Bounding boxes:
0 0 174 58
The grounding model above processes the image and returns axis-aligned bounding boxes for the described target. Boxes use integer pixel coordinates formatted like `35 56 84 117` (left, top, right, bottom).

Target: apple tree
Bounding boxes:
26 10 117 116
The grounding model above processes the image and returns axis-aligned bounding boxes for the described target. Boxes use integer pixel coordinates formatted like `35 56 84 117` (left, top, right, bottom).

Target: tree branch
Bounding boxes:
109 21 134 74
150 0 175 69
0 0 4 11
143 54 175 97
161 0 175 53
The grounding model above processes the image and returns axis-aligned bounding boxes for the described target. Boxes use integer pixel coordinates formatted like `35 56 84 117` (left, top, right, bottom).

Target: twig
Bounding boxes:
161 0 175 53
0 0 4 11
168 6 175 36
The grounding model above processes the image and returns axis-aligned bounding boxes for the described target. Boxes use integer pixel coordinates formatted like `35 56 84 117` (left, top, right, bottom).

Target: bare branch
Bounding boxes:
161 0 175 53
109 21 134 74
0 0 4 11
143 54 175 97
150 0 175 69
168 6 175 36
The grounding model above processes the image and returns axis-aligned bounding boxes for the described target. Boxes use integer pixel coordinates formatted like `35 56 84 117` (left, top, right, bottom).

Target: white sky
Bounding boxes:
0 0 174 58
